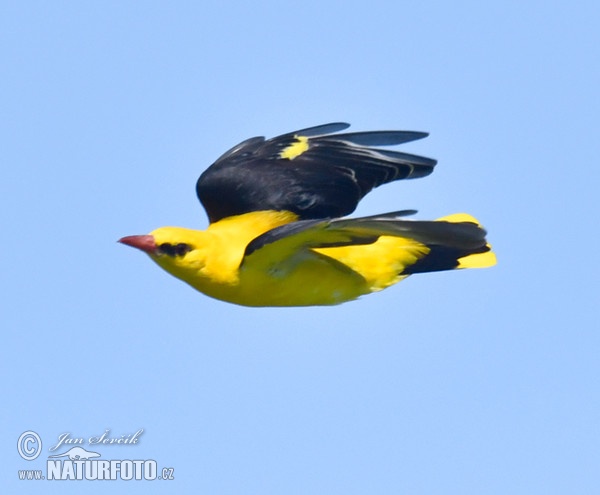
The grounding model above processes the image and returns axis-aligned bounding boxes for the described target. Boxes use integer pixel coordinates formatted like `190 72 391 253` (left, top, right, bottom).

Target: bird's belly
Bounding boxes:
228 251 370 306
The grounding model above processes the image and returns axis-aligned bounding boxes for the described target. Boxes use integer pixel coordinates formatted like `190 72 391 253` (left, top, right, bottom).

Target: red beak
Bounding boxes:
118 235 158 254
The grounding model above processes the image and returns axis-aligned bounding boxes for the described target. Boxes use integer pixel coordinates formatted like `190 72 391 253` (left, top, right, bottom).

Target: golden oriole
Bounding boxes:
119 123 495 306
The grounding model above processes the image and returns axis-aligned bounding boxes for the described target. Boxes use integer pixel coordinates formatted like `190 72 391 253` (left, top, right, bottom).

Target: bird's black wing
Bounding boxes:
244 212 487 257
196 123 436 223
241 211 492 273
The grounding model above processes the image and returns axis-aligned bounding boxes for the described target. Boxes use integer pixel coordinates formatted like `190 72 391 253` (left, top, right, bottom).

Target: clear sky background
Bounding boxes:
2 1 598 493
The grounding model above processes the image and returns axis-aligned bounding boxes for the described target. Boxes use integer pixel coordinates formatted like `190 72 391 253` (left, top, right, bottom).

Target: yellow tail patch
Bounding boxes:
457 247 496 268
437 212 497 269
437 212 480 224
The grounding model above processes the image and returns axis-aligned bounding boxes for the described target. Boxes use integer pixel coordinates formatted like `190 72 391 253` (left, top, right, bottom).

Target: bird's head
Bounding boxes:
119 227 209 279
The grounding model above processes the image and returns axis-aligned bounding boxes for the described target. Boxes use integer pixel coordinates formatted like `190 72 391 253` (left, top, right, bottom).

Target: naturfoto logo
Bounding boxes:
17 429 175 482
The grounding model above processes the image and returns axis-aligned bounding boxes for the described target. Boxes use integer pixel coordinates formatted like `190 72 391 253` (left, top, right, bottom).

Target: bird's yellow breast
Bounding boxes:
235 248 370 306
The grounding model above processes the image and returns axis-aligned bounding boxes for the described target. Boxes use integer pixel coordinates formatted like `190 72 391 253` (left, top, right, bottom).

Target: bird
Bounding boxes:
119 122 495 307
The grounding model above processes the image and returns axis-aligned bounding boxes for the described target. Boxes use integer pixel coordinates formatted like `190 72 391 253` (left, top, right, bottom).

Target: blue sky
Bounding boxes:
2 1 598 493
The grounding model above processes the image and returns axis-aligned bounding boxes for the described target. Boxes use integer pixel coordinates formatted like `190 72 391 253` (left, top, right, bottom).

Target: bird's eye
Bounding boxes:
158 243 191 257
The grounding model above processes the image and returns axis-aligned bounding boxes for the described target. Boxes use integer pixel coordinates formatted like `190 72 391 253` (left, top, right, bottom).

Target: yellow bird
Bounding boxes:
119 123 495 306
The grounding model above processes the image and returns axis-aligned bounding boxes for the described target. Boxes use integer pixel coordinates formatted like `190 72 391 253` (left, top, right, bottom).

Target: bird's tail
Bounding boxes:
401 213 496 274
